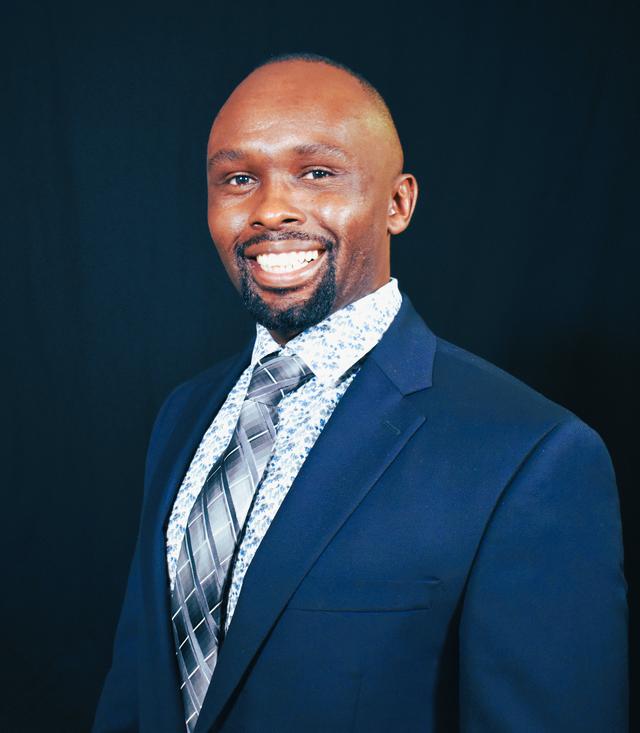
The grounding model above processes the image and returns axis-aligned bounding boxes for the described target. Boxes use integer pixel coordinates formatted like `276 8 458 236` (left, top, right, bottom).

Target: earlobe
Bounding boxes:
387 174 418 235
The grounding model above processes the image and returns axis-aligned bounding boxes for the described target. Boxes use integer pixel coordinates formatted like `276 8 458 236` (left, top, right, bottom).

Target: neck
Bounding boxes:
266 278 394 346
268 328 298 346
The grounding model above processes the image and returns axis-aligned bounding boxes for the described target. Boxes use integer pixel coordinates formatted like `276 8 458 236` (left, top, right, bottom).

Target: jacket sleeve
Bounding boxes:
458 417 628 731
92 384 186 733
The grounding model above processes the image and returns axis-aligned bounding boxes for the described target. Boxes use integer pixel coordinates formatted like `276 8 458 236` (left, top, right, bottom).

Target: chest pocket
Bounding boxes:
287 576 442 612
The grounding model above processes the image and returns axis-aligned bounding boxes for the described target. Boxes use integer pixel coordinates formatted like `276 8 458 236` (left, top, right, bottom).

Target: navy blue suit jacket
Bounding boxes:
93 295 628 732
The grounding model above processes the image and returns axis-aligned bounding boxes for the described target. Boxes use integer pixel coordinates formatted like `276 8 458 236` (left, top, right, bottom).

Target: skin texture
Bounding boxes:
206 60 419 344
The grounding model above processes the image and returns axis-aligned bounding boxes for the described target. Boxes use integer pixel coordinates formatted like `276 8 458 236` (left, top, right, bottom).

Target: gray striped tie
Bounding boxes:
170 350 313 731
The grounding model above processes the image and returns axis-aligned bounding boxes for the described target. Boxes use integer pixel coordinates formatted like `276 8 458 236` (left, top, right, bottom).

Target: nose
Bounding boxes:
249 180 306 229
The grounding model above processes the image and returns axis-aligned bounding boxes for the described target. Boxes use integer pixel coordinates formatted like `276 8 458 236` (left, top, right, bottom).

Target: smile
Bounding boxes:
245 245 327 289
256 250 320 273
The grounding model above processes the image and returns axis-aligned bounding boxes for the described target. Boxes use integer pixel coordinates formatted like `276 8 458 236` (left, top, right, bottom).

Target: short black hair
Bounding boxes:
254 52 393 121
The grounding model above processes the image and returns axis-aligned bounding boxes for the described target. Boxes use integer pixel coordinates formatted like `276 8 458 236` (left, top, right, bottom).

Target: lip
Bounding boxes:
246 248 327 290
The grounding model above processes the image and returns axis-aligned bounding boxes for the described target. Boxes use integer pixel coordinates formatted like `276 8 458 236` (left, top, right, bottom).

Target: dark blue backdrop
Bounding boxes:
2 1 637 730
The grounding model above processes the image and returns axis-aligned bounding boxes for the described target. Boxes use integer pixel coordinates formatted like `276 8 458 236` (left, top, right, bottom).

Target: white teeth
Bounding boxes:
256 250 320 273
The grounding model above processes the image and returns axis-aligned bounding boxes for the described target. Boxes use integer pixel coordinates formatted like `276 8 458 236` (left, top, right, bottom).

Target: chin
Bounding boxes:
239 260 337 336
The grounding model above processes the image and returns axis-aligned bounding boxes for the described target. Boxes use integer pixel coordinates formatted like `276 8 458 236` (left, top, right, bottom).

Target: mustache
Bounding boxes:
236 230 337 258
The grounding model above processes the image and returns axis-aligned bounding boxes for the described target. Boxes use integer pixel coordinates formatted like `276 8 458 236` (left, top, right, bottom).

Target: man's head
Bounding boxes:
206 54 418 343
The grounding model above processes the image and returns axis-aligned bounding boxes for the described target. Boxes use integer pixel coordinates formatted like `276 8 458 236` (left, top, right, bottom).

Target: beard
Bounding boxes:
234 233 338 337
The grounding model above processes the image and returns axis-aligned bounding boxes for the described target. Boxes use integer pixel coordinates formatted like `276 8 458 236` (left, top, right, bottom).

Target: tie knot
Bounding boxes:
246 351 314 405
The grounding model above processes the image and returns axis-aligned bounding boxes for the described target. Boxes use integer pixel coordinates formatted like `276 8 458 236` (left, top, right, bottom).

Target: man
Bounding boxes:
94 54 628 732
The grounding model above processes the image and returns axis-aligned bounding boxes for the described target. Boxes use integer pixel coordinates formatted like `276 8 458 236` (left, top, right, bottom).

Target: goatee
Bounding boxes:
238 247 337 338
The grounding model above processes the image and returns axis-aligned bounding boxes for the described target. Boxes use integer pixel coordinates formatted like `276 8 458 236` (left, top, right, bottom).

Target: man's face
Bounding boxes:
206 61 412 342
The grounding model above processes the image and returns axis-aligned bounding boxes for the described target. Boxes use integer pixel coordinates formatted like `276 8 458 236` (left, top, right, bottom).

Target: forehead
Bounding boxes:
210 115 361 163
209 64 381 158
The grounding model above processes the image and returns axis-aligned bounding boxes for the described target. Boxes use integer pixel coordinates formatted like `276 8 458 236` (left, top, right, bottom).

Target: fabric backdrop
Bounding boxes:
2 1 638 730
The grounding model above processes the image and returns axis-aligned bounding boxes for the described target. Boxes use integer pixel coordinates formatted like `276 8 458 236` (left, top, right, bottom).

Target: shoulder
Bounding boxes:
416 333 613 473
431 335 574 426
162 351 244 413
144 347 249 464
387 296 581 437
413 334 620 570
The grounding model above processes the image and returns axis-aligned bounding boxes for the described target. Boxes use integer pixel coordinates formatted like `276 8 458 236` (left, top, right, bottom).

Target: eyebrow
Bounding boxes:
291 143 351 160
207 142 351 170
207 148 246 170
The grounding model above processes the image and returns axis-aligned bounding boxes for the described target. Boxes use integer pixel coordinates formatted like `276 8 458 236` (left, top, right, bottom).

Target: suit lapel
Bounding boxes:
137 343 253 732
195 296 436 733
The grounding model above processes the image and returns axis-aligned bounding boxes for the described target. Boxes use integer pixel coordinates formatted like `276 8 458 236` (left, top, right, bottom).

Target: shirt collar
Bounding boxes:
251 277 402 386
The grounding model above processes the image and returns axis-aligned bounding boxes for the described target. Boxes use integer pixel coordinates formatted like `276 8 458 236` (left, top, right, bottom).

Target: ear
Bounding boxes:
387 174 419 235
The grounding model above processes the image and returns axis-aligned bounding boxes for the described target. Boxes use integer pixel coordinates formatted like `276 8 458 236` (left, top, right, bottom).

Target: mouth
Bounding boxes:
243 246 328 289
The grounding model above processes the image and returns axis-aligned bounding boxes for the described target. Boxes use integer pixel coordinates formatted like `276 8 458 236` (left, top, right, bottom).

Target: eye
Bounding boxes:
226 174 255 186
302 169 333 180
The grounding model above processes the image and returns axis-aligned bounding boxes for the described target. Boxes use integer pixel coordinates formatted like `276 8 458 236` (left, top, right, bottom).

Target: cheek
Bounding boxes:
324 196 384 254
328 197 389 291
314 186 378 239
207 199 246 243
207 203 245 284
316 199 355 232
